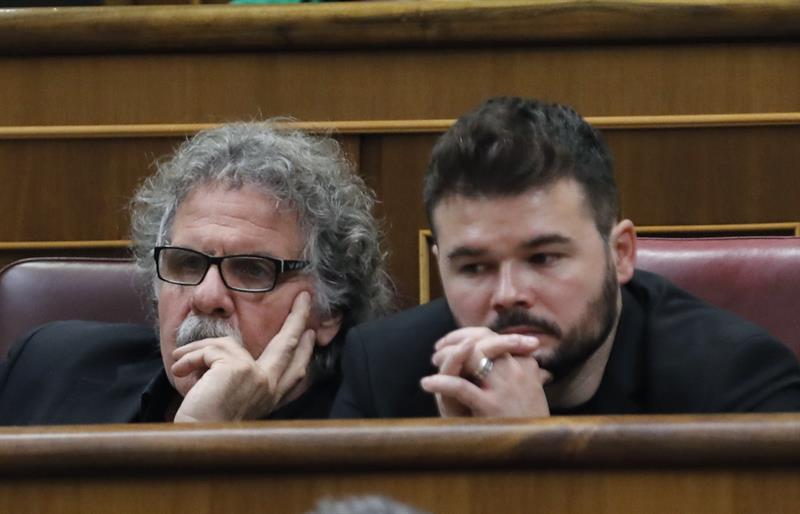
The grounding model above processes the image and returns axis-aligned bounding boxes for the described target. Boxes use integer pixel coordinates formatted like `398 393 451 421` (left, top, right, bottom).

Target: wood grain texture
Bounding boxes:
3 113 800 139
1 415 800 473
1 469 798 514
2 44 800 126
609 126 800 225
2 1 800 55
637 222 800 237
0 416 799 513
0 240 130 250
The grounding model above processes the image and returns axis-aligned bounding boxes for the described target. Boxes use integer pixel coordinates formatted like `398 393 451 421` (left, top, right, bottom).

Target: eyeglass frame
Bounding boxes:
153 245 309 293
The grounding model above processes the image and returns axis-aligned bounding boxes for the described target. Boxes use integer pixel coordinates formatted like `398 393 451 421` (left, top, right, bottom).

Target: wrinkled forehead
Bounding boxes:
165 182 306 255
163 181 301 242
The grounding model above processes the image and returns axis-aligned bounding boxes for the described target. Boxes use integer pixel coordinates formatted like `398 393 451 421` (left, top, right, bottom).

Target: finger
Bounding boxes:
171 346 229 377
432 332 484 367
434 327 494 351
173 336 235 359
498 353 551 386
434 327 538 355
537 367 554 385
274 329 315 398
257 290 311 366
477 334 540 360
462 334 540 376
458 334 540 381
420 374 489 413
431 344 460 368
436 340 475 376
432 333 538 371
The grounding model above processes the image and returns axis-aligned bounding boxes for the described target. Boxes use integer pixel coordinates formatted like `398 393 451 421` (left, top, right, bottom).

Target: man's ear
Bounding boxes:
610 219 637 284
432 244 444 277
315 311 343 347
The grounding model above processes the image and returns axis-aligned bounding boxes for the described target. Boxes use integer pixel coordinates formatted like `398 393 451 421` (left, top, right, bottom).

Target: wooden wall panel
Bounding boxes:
609 126 800 225
359 134 436 306
0 137 181 241
1 43 799 126
1 124 798 305
0 134 360 243
2 469 800 514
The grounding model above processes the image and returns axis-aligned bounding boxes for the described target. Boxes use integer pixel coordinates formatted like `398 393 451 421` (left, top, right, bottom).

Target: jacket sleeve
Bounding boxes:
707 333 800 412
329 326 377 418
0 325 51 425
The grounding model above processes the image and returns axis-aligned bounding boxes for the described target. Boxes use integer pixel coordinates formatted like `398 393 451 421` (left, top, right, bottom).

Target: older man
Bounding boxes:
332 96 800 418
0 122 392 424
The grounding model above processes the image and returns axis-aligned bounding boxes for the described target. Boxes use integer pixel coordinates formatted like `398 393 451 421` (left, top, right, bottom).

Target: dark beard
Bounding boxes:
489 257 619 381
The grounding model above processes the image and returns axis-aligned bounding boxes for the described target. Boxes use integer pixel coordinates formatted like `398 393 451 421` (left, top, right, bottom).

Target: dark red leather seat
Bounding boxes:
0 258 151 359
636 237 800 358
0 237 798 360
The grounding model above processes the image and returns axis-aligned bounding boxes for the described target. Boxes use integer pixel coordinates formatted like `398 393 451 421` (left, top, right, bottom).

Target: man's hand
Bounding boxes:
171 291 315 422
420 327 551 418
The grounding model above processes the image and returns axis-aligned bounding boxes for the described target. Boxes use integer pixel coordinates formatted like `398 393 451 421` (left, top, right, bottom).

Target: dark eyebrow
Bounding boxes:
447 246 488 261
520 234 573 249
446 234 573 261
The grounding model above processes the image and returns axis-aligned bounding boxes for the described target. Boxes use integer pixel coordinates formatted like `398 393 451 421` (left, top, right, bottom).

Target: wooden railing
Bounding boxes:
3 1 800 55
1 415 799 513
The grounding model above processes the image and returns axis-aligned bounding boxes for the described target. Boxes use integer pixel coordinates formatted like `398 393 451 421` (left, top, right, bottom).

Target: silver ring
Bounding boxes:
472 356 494 383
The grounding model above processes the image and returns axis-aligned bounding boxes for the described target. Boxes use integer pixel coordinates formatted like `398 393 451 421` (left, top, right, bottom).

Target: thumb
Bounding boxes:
257 290 312 367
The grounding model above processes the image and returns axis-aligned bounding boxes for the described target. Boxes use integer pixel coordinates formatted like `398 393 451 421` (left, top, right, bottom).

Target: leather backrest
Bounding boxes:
0 258 152 359
1 238 798 361
636 237 800 357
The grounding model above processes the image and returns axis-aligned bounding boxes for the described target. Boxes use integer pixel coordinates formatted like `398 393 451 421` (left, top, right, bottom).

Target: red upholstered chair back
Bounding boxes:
0 258 151 360
1 239 798 361
636 237 800 358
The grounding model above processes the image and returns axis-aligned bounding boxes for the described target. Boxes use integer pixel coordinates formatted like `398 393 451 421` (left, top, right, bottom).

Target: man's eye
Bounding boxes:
528 253 560 266
232 260 272 278
459 263 489 275
176 254 205 272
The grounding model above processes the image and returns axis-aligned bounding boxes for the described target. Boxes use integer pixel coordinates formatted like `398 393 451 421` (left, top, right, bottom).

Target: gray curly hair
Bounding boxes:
130 121 394 379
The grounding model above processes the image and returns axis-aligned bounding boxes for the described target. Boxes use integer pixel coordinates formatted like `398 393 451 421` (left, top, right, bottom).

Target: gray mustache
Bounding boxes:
175 316 243 347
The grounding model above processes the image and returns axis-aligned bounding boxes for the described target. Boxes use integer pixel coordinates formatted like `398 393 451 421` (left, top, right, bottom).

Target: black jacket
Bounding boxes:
0 321 338 425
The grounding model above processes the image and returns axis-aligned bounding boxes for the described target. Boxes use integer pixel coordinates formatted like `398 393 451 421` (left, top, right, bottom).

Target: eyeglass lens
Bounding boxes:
158 248 277 291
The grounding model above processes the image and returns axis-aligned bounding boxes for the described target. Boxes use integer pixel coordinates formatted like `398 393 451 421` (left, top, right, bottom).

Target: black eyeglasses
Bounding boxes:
154 246 309 293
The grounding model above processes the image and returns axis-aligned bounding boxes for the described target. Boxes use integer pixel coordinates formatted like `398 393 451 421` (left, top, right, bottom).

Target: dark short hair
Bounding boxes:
423 97 618 238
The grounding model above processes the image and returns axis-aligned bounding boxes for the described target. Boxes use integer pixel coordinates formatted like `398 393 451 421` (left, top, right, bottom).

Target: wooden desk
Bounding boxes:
1 415 799 513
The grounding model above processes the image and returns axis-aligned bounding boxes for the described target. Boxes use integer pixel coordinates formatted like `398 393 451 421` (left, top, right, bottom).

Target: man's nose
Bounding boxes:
491 262 533 312
190 265 235 317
